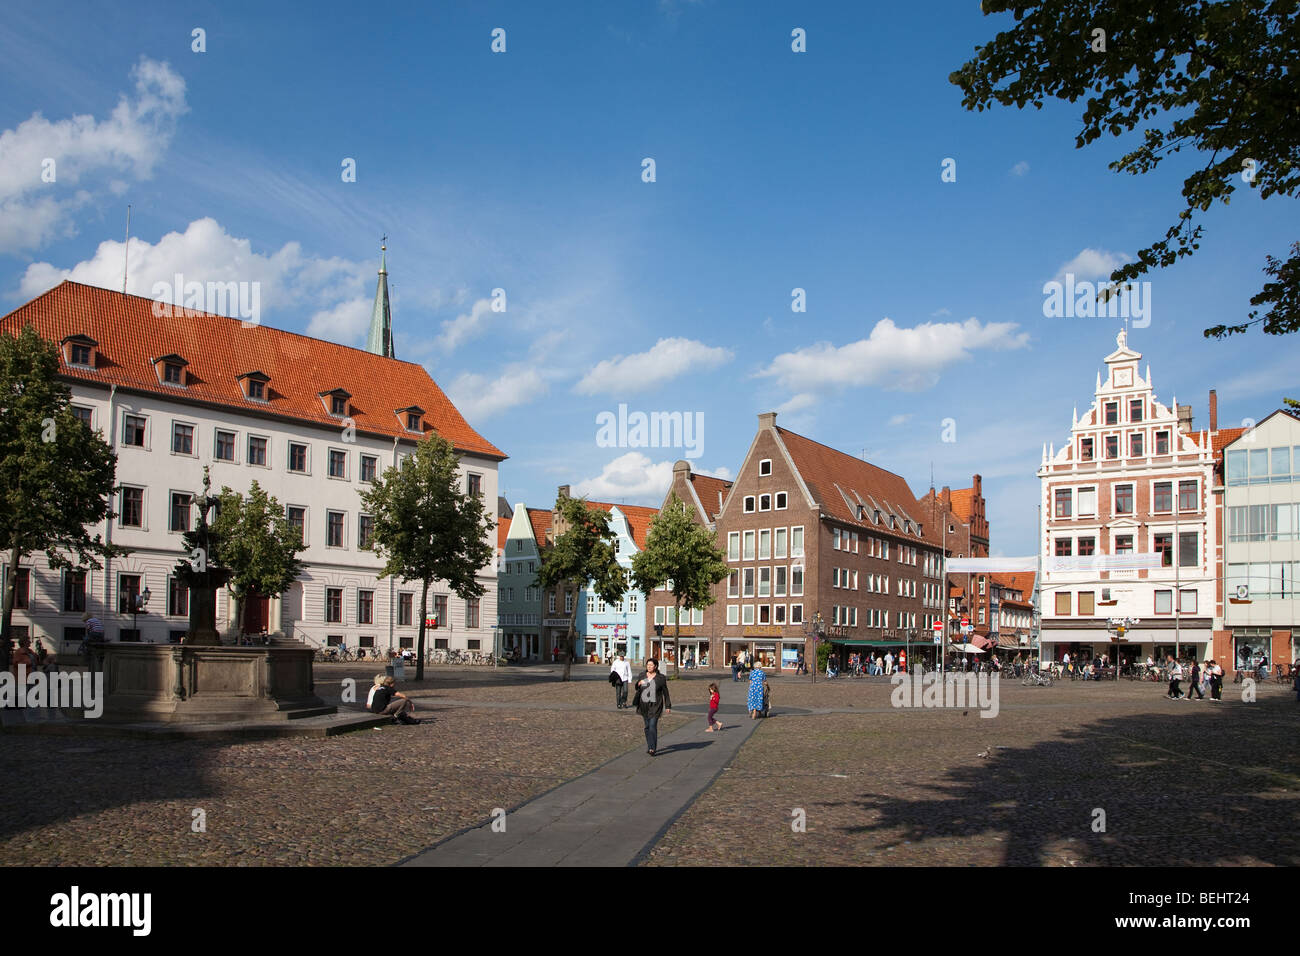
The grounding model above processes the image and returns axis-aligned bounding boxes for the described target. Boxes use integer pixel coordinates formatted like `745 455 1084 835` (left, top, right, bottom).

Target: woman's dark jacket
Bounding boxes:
631 672 671 718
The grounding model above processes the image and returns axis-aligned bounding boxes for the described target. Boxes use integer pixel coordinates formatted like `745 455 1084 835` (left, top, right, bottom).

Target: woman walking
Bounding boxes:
632 657 671 756
747 666 767 719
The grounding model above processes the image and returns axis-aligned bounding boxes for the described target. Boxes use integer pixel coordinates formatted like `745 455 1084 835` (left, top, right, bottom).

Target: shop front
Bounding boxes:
589 623 631 663
727 628 806 670
1041 625 1212 667
650 631 709 668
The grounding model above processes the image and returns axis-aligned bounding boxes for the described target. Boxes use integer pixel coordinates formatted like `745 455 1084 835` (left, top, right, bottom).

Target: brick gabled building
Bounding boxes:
704 412 945 671
918 475 992 639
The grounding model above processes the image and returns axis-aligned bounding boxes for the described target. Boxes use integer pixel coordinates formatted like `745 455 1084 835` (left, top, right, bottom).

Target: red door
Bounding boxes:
243 594 269 634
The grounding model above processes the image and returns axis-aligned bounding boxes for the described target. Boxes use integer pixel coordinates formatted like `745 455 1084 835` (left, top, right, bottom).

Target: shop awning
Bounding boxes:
832 639 929 647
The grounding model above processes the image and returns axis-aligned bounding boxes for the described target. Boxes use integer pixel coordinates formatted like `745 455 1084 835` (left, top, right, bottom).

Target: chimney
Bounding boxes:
757 411 777 429
1209 389 1218 431
673 459 691 475
557 484 570 499
1177 404 1193 434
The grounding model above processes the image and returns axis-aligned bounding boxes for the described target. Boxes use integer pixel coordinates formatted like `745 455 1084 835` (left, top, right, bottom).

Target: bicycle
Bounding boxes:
1022 670 1052 687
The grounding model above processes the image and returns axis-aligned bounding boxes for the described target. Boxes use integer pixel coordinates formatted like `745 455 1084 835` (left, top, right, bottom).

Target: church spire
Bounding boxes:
366 238 394 359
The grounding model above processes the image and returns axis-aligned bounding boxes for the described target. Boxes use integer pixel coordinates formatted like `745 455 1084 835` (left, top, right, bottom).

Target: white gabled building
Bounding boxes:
1038 329 1224 664
1 263 505 659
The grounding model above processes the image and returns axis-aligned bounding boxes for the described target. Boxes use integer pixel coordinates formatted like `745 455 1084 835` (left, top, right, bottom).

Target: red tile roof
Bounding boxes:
949 488 975 523
587 501 660 551
689 473 733 520
775 427 938 546
3 281 505 459
526 507 553 546
991 572 1036 606
497 521 511 551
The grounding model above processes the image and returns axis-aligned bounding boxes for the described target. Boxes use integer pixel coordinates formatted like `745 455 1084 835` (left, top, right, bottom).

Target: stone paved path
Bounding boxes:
401 678 763 867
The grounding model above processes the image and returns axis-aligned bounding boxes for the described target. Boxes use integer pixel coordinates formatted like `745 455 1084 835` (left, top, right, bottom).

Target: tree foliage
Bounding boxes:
0 326 125 661
630 492 729 678
359 433 494 680
952 0 1299 337
536 494 627 682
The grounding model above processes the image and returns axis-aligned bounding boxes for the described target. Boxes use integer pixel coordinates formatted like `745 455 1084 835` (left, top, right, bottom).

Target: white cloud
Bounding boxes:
20 216 372 336
436 297 494 351
888 413 912 426
571 452 676 503
575 337 733 396
758 317 1030 394
1056 248 1129 282
445 365 546 422
930 307 951 317
775 392 817 416
1011 160 1030 176
0 57 187 253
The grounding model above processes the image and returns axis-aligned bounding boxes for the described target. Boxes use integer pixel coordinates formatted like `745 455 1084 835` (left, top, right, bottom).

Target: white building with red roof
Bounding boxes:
1 268 505 659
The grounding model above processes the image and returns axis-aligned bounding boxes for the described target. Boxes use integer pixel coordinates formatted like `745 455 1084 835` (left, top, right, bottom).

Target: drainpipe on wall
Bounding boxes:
104 385 118 623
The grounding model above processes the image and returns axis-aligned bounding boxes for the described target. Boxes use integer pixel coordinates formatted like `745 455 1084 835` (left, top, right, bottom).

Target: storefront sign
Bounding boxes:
743 627 782 637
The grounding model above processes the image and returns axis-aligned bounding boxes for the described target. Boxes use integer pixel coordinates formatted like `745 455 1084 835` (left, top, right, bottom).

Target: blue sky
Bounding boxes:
3 0 1295 555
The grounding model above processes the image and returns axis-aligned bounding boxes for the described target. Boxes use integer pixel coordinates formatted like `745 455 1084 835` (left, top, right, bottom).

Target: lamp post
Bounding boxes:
805 611 824 684
132 587 151 641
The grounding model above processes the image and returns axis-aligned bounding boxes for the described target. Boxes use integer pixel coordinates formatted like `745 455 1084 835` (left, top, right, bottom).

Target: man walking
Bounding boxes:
884 651 894 675
1188 659 1205 699
1166 655 1185 700
611 652 632 709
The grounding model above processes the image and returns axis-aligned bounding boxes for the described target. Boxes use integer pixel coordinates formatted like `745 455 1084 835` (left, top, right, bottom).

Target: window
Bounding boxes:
124 414 146 447
728 532 740 561
1078 536 1095 557
248 436 267 466
1077 487 1096 515
1178 532 1197 568
167 576 189 617
118 573 141 615
1153 481 1172 512
288 443 308 473
169 492 192 532
1154 533 1172 567
328 449 347 478
1078 591 1095 616
398 593 413 627
790 605 803 625
1154 590 1172 614
327 511 344 548
564 592 573 614
1129 399 1142 422
434 595 448 627
247 379 266 401
630 594 638 614
69 343 92 366
163 362 183 385
1055 592 1071 615
774 528 787 559
1178 480 1197 512
358 514 375 550
468 474 482 497
743 568 755 598
1080 438 1094 461
759 459 772 476
1054 488 1072 517
791 527 804 557
1130 432 1143 457
775 492 787 509
407 412 421 431
171 422 194 454
758 529 771 560
63 569 87 612
326 588 343 623
214 430 235 462
774 566 786 597
1115 535 1134 554
1155 430 1170 455
790 566 804 596
120 487 144 527
742 605 755 625
1105 436 1119 459
331 395 347 416
1104 402 1118 425
358 590 374 624
743 531 755 561
743 496 755 513
72 405 93 428
758 567 771 597
759 494 771 511
774 604 787 625
360 455 377 482
758 605 771 625
1055 538 1072 557
726 570 739 598
1114 484 1134 514
1179 590 1197 614
286 507 306 545
726 605 739 626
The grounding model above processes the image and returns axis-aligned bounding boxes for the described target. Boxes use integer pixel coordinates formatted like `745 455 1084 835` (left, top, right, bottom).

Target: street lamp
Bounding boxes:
132 587 151 641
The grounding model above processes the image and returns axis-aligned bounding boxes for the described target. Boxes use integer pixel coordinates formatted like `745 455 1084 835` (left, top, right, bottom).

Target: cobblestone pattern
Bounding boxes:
644 678 1300 867
0 675 688 866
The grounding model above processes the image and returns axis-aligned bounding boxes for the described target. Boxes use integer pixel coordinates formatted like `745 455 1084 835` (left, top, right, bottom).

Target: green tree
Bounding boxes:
630 492 729 678
537 493 626 682
0 326 125 668
184 478 305 636
952 0 1299 337
359 434 494 680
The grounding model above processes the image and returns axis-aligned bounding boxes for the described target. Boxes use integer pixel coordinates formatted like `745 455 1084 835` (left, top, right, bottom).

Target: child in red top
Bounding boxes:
706 682 723 732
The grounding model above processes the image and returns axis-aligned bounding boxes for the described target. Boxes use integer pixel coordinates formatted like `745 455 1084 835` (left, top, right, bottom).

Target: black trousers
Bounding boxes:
1188 676 1204 699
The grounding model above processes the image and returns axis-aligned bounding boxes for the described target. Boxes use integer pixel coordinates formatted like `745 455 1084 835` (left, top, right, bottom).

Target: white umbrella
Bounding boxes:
950 643 986 654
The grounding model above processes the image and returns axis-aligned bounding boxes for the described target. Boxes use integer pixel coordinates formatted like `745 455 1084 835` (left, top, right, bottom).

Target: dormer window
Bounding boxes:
152 354 189 387
396 406 425 433
61 334 98 369
319 388 352 418
238 371 270 402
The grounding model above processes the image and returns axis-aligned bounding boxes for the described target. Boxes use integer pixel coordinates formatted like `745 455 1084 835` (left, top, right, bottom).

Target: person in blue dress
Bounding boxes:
747 666 767 719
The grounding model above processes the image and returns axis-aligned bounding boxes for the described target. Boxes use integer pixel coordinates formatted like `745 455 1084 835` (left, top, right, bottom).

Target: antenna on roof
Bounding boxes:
121 204 131 295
